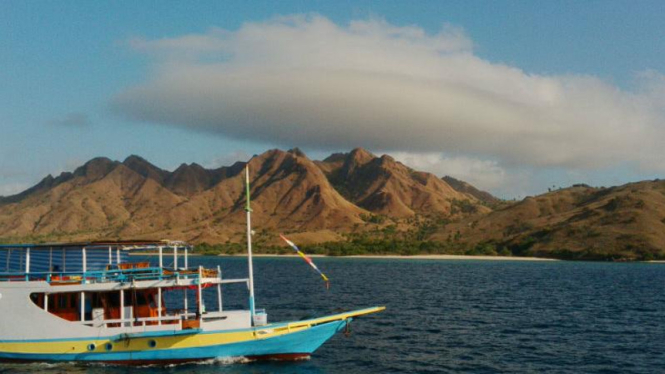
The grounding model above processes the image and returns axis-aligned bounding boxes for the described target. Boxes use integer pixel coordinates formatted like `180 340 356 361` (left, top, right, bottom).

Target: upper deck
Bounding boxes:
0 240 223 286
0 241 257 339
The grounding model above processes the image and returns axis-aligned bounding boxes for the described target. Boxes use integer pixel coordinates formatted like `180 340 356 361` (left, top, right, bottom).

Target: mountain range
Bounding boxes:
1 148 664 260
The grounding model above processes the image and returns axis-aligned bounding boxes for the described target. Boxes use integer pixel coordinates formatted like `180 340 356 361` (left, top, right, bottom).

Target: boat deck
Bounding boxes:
0 264 218 284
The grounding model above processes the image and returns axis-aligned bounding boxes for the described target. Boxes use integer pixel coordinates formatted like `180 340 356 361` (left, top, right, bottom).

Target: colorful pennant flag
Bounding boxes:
280 234 330 289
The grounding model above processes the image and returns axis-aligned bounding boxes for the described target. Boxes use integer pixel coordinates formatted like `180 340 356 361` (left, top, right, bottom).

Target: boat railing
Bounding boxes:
75 309 237 329
0 265 221 284
77 313 189 327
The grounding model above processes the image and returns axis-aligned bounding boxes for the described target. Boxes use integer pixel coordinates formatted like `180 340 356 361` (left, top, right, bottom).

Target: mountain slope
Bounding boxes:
432 181 665 260
316 148 489 217
0 149 367 243
171 148 368 243
442 176 501 206
122 155 169 184
3 149 662 261
0 158 185 240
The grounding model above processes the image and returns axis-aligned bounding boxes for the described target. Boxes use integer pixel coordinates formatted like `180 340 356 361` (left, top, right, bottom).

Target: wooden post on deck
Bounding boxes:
120 289 125 322
80 292 85 322
217 265 222 312
157 287 162 326
82 247 87 274
25 247 30 274
184 289 188 315
173 245 178 270
198 266 203 319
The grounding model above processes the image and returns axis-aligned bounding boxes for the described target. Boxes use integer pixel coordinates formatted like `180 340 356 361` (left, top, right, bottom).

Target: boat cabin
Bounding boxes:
29 288 167 326
0 241 257 332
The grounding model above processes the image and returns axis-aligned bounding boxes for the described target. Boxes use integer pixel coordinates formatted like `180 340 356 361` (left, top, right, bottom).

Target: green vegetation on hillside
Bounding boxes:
190 208 665 261
192 216 515 257
192 237 509 257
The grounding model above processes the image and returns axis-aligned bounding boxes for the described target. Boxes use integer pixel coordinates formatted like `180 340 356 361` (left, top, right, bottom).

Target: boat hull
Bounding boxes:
0 318 348 364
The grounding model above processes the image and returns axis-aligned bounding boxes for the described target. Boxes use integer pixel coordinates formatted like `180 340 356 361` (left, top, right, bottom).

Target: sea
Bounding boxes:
1 257 664 374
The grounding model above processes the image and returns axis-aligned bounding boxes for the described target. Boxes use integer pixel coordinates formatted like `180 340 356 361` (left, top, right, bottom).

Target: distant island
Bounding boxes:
1 148 663 261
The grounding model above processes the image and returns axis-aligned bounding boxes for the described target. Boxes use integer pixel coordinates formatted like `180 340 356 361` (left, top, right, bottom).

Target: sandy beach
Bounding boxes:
345 254 557 261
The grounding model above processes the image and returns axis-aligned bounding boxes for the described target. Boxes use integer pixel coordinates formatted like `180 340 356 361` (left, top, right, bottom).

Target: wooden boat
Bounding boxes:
0 167 384 364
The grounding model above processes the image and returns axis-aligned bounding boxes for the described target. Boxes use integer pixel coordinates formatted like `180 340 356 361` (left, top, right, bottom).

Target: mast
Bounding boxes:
245 165 256 322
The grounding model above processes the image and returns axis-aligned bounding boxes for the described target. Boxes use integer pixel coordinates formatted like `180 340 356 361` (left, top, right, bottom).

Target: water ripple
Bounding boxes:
2 258 664 373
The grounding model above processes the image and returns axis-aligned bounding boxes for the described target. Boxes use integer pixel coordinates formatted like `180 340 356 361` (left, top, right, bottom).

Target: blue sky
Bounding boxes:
1 1 664 198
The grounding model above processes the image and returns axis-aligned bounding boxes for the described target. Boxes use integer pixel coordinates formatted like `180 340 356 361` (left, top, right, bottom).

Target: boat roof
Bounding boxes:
0 240 191 250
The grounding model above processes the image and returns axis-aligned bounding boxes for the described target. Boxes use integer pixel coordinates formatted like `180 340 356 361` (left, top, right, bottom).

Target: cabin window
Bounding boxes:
30 293 40 306
30 292 80 321
107 292 120 308
58 295 67 309
90 293 104 309
135 292 148 306
30 289 169 326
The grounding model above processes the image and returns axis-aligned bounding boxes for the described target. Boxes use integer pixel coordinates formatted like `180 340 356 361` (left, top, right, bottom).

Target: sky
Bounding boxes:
1 0 664 199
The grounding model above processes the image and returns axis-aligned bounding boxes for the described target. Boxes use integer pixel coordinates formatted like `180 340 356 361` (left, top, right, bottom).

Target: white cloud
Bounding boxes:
204 150 251 169
112 14 665 174
390 152 507 191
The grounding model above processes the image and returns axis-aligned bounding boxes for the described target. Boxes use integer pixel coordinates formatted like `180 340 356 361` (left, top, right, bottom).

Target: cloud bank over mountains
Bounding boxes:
112 15 665 193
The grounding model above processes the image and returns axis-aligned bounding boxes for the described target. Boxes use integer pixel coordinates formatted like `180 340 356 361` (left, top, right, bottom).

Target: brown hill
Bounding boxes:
175 148 367 243
315 148 489 217
0 149 367 244
4 148 662 261
122 155 169 184
122 155 245 197
0 157 186 241
432 181 665 260
442 176 502 206
164 163 217 197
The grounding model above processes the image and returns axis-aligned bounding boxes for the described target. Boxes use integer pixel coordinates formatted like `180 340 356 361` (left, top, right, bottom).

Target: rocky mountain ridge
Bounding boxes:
2 148 663 260
0 148 486 244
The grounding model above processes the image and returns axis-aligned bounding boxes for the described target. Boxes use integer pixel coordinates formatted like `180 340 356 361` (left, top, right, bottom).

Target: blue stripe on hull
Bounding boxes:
0 320 348 363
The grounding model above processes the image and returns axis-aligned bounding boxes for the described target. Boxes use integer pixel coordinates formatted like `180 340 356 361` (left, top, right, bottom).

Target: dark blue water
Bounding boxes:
2 257 664 373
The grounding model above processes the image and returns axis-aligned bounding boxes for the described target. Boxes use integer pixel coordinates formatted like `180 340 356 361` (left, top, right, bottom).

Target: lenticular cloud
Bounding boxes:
112 14 665 172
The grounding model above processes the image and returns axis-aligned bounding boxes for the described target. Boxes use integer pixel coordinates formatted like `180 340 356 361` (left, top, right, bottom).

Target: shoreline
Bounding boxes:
129 252 202 256
216 254 558 261
127 252 665 263
347 254 557 261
